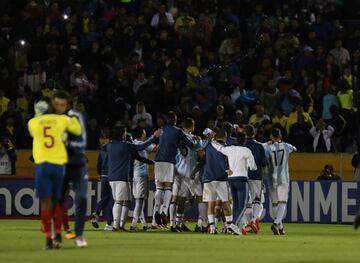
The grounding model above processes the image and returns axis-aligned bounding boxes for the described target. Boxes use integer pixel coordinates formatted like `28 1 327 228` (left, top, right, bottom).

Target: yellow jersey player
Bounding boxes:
28 96 81 250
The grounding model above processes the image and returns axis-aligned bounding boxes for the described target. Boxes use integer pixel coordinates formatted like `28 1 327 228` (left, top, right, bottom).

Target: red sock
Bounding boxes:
53 202 63 235
63 201 70 232
41 209 52 240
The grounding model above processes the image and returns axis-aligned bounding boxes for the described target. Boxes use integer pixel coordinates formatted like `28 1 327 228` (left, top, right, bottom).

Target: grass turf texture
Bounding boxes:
0 220 359 263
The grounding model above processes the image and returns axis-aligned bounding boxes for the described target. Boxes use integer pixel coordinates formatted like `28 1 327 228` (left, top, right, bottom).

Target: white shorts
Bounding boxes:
132 176 149 199
155 162 174 183
248 180 263 204
110 181 132 201
173 175 191 198
269 183 289 204
203 181 230 202
185 178 203 197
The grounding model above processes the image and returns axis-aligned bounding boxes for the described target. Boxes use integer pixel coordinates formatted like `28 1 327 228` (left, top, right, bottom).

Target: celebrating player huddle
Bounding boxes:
91 111 296 236
29 106 296 249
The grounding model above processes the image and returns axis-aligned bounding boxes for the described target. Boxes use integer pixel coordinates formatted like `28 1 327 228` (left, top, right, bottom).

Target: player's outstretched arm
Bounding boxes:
211 141 230 156
132 129 161 152
179 130 198 149
133 152 154 165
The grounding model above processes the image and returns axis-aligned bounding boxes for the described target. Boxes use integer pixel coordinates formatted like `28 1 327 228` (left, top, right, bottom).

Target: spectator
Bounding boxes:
0 89 10 117
330 39 351 68
322 87 339 120
286 104 314 135
24 61 46 93
288 114 313 152
259 79 281 117
132 102 153 130
272 108 288 131
339 65 358 89
310 119 334 152
150 4 174 28
0 135 16 175
328 106 347 152
248 105 270 128
132 71 147 97
337 79 355 134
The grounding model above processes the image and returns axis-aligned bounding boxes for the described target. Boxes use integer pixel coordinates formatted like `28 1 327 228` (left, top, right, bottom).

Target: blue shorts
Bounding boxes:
35 162 65 198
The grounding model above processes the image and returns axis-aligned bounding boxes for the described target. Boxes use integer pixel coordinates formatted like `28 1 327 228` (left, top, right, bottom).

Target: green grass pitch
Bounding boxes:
1 220 360 263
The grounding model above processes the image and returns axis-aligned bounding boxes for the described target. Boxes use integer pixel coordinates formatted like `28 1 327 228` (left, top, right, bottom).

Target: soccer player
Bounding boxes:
107 125 160 231
201 128 236 234
211 129 257 235
244 125 268 233
52 91 89 247
223 122 237 146
170 118 206 232
153 111 199 227
130 128 156 232
91 141 114 231
28 100 81 249
263 128 296 235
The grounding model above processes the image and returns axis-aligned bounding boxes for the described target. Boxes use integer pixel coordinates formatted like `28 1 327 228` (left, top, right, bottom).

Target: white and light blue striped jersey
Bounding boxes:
133 139 155 177
263 142 296 185
175 134 204 177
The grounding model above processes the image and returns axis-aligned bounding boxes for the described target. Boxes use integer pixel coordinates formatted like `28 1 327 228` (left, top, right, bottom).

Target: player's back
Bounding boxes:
245 138 267 180
155 124 181 163
28 114 81 165
107 140 134 182
133 139 154 177
263 142 296 185
203 142 228 183
175 141 198 177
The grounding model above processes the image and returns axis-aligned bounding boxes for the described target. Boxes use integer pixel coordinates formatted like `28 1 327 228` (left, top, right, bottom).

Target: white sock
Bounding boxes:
176 213 184 226
161 189 172 216
225 215 233 226
272 204 278 221
198 202 207 227
208 214 215 230
132 199 142 227
252 202 263 222
274 203 286 225
245 206 252 223
139 199 147 226
153 189 163 213
112 203 122 229
169 202 177 227
120 205 129 228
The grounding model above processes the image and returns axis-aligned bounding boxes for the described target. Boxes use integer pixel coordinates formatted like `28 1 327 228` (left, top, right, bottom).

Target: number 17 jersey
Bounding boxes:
263 142 296 185
28 114 81 165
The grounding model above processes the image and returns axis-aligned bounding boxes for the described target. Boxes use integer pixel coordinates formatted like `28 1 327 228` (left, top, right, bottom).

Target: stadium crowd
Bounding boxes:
0 0 359 153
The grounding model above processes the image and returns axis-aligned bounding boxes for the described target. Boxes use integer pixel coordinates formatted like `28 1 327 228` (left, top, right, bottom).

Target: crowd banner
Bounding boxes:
0 178 358 223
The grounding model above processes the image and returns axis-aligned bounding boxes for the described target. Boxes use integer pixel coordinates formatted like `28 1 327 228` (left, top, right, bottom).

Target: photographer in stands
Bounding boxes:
317 164 341 181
